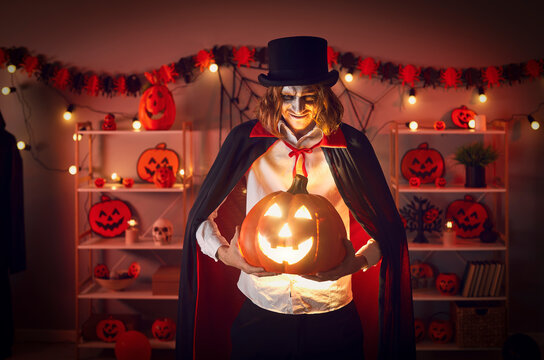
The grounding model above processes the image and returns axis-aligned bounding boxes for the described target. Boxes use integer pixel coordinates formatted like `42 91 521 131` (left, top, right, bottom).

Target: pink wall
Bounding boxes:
1 0 543 335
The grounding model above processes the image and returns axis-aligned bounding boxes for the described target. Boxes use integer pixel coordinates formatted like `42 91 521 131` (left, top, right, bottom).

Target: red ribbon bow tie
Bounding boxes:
282 140 322 178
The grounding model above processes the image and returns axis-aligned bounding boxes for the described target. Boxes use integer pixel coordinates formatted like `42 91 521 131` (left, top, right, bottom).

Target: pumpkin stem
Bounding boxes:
287 174 309 195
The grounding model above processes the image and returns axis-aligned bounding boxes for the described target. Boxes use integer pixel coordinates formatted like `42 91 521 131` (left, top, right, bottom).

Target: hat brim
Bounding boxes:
258 70 339 87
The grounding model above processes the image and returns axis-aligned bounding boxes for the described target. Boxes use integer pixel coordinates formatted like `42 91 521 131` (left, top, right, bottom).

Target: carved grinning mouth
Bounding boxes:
409 166 437 178
257 233 313 265
146 109 165 120
95 217 125 231
452 217 481 232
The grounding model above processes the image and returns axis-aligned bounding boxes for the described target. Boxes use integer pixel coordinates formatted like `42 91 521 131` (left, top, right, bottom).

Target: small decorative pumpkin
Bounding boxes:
435 177 446 188
446 195 490 238
94 264 110 279
89 195 132 237
127 262 141 278
414 319 426 343
138 83 176 130
409 177 421 187
153 165 176 188
151 318 176 341
436 273 460 295
101 113 117 131
239 175 346 275
94 178 105 188
423 208 440 224
434 120 446 131
96 316 126 342
122 177 134 188
428 319 453 344
137 143 180 183
451 105 477 129
401 143 445 184
410 261 434 279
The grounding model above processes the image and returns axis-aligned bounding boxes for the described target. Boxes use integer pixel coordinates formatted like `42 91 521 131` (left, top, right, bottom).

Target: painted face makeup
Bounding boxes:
281 86 318 138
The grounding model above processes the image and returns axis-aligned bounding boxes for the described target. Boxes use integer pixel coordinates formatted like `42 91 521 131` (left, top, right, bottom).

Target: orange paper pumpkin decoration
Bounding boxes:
414 319 426 343
96 316 126 342
428 319 453 344
122 178 134 188
153 165 176 188
151 318 176 341
434 120 446 131
94 178 105 188
410 261 434 280
89 195 132 237
127 262 141 278
451 105 477 129
435 177 446 187
138 84 176 130
435 273 460 295
401 143 445 184
137 143 180 183
94 264 110 279
239 175 346 275
446 195 490 238
409 177 421 187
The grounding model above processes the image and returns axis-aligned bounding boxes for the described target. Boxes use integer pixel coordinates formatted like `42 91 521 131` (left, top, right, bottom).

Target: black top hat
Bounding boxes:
258 36 339 87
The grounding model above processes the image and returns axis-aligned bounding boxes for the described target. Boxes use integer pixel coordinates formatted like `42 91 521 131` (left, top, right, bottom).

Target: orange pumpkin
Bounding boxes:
239 175 346 275
446 195 490 238
451 105 477 129
89 195 132 237
401 143 445 184
96 316 126 342
138 84 176 130
153 165 176 188
151 318 176 341
428 319 453 344
137 143 180 183
435 273 460 295
414 319 426 343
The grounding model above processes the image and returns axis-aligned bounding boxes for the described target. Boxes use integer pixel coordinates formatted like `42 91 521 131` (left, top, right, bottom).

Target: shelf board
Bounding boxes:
78 183 188 192
77 130 186 135
416 340 500 351
79 282 178 300
392 183 506 193
396 128 505 135
78 338 175 349
412 288 506 301
408 239 506 251
79 237 183 250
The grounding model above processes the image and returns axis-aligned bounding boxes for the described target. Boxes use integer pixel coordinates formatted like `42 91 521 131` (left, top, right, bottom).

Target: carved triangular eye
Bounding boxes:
278 223 292 237
264 203 282 217
294 205 312 219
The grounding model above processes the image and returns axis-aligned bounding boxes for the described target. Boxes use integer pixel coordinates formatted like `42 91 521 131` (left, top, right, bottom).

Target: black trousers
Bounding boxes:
231 299 364 360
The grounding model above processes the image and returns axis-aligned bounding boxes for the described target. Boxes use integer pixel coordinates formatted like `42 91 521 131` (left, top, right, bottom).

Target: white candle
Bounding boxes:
474 115 487 131
443 220 456 246
125 227 139 245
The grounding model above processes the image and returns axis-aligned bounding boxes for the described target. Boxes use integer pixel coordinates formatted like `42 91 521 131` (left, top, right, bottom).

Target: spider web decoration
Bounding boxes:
399 196 443 243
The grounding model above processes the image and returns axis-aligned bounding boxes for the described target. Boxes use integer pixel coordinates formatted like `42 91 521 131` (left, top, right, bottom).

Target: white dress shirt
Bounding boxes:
196 121 381 314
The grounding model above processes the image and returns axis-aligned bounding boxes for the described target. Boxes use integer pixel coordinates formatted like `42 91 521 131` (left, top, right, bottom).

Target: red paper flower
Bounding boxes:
21 55 39 77
158 63 178 84
398 64 420 87
52 68 71 90
114 76 127 95
327 46 338 68
525 59 542 80
482 66 504 88
440 67 462 88
193 50 214 72
357 57 379 79
84 74 101 96
232 46 255 68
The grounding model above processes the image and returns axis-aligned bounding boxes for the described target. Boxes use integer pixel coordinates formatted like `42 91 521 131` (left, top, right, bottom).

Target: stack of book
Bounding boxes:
460 261 505 298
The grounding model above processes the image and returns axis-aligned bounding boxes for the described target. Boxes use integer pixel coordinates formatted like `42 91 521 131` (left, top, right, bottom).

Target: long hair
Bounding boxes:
256 85 344 137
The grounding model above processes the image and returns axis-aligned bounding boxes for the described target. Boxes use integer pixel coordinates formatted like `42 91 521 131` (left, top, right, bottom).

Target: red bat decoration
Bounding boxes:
441 67 462 88
357 57 380 78
525 59 543 80
327 46 338 68
84 74 101 96
114 76 127 95
21 55 39 77
52 68 71 90
232 46 255 68
398 64 420 87
482 66 503 88
193 50 214 72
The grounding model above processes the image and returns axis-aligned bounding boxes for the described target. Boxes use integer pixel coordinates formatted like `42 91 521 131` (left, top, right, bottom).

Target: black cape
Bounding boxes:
176 119 415 359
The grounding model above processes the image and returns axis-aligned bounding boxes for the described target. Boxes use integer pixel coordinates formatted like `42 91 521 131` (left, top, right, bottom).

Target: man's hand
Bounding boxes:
303 238 368 282
216 226 278 277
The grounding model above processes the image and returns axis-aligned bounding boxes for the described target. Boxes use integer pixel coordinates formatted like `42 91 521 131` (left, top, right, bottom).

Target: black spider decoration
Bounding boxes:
7 46 28 68
125 74 142 96
71 72 85 94
213 45 231 66
379 62 398 84
254 47 268 68
175 56 195 83
38 62 57 84
462 68 482 89
503 63 523 85
339 52 357 71
420 67 440 88
101 76 115 97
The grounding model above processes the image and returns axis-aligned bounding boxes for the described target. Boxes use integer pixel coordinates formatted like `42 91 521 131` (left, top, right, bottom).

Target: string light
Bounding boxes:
132 117 142 130
63 104 74 121
7 64 16 73
209 63 218 72
344 72 354 83
179 169 185 176
528 115 540 130
406 121 418 131
73 133 82 141
408 88 416 104
478 87 487 103
111 172 120 181
2 87 15 95
468 119 476 129
68 165 78 175
17 141 28 150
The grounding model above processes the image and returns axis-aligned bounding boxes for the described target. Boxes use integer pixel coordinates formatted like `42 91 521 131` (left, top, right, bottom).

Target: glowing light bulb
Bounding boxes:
344 73 353 82
132 119 142 130
111 172 119 181
209 63 218 72
409 121 418 131
528 115 540 130
7 64 16 73
408 88 416 104
446 220 453 230
63 104 74 121
179 169 185 176
17 141 26 150
468 119 476 129
2 86 13 95
73 133 82 141
127 219 137 227
69 165 77 175
478 87 487 103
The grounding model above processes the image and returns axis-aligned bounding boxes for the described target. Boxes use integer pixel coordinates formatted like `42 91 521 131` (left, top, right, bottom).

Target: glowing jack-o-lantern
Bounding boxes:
138 84 176 130
239 175 346 275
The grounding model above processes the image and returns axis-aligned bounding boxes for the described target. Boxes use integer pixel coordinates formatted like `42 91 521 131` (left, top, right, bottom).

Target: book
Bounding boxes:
461 261 477 297
476 262 491 297
468 262 483 297
483 262 497 297
493 263 505 297
489 262 502 297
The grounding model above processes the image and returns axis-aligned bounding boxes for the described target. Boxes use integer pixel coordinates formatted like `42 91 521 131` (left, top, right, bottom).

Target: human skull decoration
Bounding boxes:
152 218 173 245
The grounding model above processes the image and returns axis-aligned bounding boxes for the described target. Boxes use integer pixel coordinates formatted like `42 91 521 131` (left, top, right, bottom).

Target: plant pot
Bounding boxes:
465 165 486 188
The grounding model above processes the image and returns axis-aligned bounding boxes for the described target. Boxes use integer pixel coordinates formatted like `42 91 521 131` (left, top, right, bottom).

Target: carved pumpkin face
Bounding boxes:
451 105 477 129
409 177 421 187
94 178 105 188
446 195 489 238
122 178 134 188
239 175 346 275
127 262 141 278
424 208 439 224
435 177 446 188
434 120 446 131
138 84 176 130
89 195 132 237
94 264 110 279
96 317 126 342
428 319 453 344
401 143 445 184
410 261 434 279
137 143 180 183
151 318 176 341
414 319 425 343
436 273 460 295
101 113 117 131
153 165 176 188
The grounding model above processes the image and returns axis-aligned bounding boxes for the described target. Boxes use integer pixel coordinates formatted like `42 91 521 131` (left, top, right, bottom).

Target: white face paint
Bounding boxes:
280 86 318 138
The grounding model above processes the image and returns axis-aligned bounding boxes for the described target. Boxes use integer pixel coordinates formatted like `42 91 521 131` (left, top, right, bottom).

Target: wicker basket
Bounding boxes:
452 301 506 348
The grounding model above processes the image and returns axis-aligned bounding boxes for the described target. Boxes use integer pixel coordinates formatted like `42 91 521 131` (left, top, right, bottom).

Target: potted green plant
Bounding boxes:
454 142 499 187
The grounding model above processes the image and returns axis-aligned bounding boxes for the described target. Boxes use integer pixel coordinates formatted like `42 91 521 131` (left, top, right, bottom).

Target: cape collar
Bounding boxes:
249 120 347 148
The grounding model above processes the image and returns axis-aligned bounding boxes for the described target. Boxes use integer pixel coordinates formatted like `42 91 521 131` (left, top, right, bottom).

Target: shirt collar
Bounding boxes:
250 120 347 148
